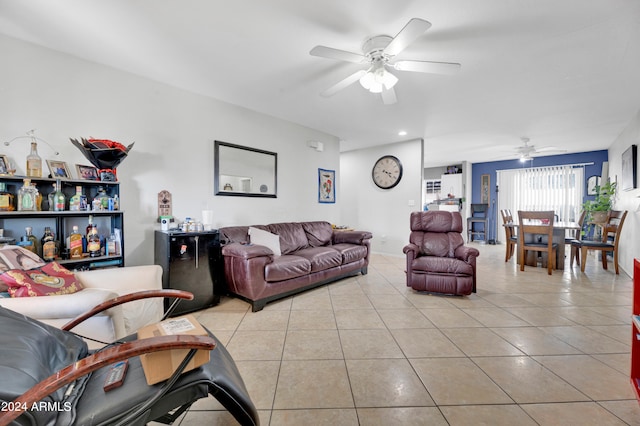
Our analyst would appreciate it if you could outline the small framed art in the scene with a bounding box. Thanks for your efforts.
[621,145,637,191]
[46,160,71,179]
[76,164,99,180]
[0,155,10,175]
[318,168,335,203]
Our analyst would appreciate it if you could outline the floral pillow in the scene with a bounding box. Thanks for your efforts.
[0,262,83,297]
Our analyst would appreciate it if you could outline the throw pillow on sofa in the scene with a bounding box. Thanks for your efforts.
[0,262,84,297]
[0,245,46,272]
[249,226,281,256]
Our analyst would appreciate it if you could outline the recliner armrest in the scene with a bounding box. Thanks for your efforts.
[454,245,480,262]
[403,243,419,259]
[222,242,274,259]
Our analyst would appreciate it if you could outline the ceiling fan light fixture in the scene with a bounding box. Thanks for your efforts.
[359,67,398,93]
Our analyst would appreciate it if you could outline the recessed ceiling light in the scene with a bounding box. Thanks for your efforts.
[398,130,407,136]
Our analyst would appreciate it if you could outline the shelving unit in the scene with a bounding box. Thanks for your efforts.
[631,258,640,402]
[0,175,124,270]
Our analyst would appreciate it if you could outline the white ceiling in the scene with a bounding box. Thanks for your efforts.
[1,0,639,166]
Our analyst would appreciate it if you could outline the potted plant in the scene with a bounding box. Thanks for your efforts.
[582,180,617,223]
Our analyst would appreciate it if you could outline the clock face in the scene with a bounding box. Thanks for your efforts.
[372,155,403,189]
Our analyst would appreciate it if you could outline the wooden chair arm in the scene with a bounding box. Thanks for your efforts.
[62,289,194,332]
[0,334,215,425]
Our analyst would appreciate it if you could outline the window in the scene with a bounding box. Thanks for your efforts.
[497,165,584,222]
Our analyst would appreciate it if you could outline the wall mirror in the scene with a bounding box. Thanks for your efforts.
[214,140,277,198]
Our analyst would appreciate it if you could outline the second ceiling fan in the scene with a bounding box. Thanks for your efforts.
[310,18,461,105]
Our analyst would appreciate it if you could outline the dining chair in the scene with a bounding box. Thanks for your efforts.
[517,210,557,275]
[500,209,517,262]
[568,210,587,267]
[576,210,627,274]
[467,203,489,242]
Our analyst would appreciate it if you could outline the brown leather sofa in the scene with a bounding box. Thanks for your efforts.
[403,211,479,296]
[220,221,372,311]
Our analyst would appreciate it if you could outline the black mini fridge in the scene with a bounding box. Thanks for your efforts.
[154,230,222,316]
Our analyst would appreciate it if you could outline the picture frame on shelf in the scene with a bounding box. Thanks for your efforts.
[76,164,99,180]
[46,160,72,179]
[318,168,335,203]
[0,155,11,175]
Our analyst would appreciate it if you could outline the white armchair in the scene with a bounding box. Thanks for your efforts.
[0,265,164,348]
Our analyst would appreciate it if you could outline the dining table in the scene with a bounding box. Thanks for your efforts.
[504,221,581,270]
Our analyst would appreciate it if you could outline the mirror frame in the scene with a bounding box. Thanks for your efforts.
[214,140,278,198]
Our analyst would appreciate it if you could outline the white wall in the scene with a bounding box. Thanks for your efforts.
[608,108,640,276]
[0,35,341,265]
[340,139,424,256]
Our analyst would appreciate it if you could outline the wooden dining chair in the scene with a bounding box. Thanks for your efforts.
[517,210,557,275]
[500,209,517,262]
[568,210,587,267]
[577,210,627,274]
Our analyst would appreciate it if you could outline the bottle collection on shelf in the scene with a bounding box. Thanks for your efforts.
[0,179,120,212]
[18,215,120,261]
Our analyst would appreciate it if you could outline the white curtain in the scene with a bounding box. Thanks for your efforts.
[497,165,584,223]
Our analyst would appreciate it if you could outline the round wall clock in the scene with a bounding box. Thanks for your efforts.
[372,155,403,189]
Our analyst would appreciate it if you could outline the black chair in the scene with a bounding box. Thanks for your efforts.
[0,290,259,426]
[467,203,489,242]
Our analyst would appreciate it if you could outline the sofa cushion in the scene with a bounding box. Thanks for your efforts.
[295,247,342,272]
[249,227,281,256]
[265,255,311,282]
[267,223,309,255]
[412,256,474,276]
[332,243,368,265]
[302,221,334,247]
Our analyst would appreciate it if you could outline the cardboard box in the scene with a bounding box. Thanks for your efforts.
[138,314,210,385]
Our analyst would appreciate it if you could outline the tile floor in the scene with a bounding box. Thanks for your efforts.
[179,244,640,425]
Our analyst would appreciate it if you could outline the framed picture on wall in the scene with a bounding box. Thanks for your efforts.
[481,174,490,204]
[587,175,601,195]
[318,168,335,203]
[621,144,637,191]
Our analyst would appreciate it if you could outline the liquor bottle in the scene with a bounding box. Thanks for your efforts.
[87,224,101,257]
[17,179,38,211]
[69,226,83,258]
[112,194,119,210]
[0,182,15,211]
[41,226,56,261]
[47,183,57,211]
[86,215,94,238]
[53,179,65,211]
[95,186,109,210]
[26,141,42,178]
[69,186,87,211]
[24,226,41,257]
[34,183,43,211]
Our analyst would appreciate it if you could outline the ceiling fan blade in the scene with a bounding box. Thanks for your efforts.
[536,146,567,153]
[310,46,365,64]
[320,70,367,97]
[393,60,461,74]
[381,86,397,105]
[384,18,432,56]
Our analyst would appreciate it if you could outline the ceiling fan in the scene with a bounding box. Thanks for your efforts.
[516,137,567,162]
[309,18,461,105]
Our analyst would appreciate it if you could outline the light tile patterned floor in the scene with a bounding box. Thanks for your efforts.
[176,244,640,425]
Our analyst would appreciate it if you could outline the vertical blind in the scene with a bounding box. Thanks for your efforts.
[497,165,584,222]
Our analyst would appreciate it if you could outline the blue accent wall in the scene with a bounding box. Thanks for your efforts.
[471,150,608,242]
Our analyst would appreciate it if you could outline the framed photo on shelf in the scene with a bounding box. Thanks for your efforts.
[318,168,335,203]
[0,155,10,175]
[76,164,99,180]
[46,160,71,179]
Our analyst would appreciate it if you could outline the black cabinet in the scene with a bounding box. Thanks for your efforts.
[154,230,222,316]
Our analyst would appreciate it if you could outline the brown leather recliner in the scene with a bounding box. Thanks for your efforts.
[403,211,479,296]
